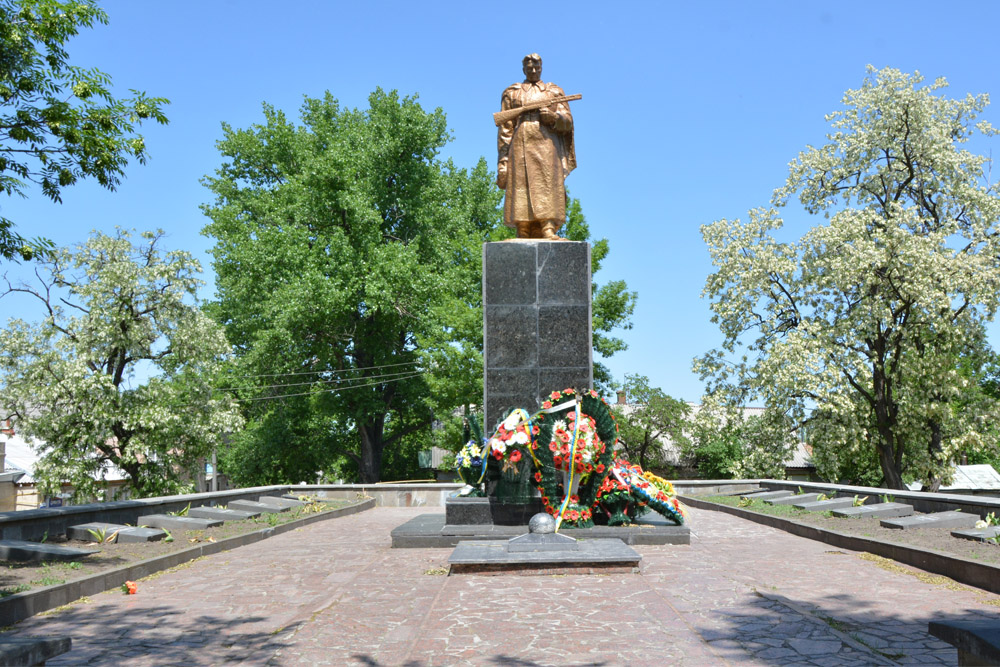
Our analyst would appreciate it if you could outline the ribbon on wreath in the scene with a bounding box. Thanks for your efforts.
[554,398,583,533]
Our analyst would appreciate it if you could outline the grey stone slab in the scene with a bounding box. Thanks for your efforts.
[483,242,537,306]
[188,506,258,520]
[793,497,857,511]
[538,305,592,367]
[766,493,823,505]
[951,526,1000,542]
[445,497,492,525]
[929,619,1000,665]
[537,242,590,305]
[537,368,592,397]
[0,539,97,562]
[448,537,639,567]
[66,522,128,543]
[484,305,539,368]
[507,532,579,553]
[137,514,223,531]
[831,502,914,519]
[228,499,287,514]
[257,496,305,509]
[742,490,793,501]
[0,637,71,665]
[880,511,980,530]
[116,526,167,543]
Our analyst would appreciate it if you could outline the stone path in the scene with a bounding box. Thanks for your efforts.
[4,505,999,665]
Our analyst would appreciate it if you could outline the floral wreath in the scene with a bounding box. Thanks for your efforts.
[612,460,685,525]
[530,388,618,528]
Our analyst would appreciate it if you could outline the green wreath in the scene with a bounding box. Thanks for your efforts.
[529,388,618,529]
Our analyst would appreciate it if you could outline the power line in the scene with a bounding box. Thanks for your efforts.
[212,368,423,393]
[221,360,420,380]
[228,371,426,402]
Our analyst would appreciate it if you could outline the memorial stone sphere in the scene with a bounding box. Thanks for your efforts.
[528,512,556,534]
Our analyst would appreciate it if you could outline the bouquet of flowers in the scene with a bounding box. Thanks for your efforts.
[611,460,686,525]
[548,411,606,477]
[454,439,487,496]
[595,459,650,526]
[488,410,534,470]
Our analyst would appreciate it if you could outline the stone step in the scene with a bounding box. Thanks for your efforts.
[67,522,166,543]
[831,502,915,519]
[741,490,792,501]
[766,493,823,506]
[0,540,98,563]
[951,526,1000,542]
[793,497,857,511]
[881,511,980,531]
[188,506,259,521]
[257,495,305,509]
[228,499,288,514]
[137,514,223,531]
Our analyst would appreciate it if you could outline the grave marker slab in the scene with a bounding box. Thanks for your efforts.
[951,526,1000,542]
[741,490,792,501]
[137,514,223,531]
[67,522,127,542]
[0,540,97,562]
[258,496,305,509]
[116,527,167,543]
[229,499,287,514]
[793,497,856,511]
[831,502,914,519]
[188,507,258,520]
[880,511,979,530]
[767,493,822,506]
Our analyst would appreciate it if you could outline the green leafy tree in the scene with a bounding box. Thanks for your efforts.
[0,0,168,260]
[611,374,690,470]
[697,67,1000,490]
[203,90,500,484]
[688,398,798,479]
[562,197,637,393]
[0,229,242,499]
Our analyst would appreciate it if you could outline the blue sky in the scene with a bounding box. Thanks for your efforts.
[2,1,999,402]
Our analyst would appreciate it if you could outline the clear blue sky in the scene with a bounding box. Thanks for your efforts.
[2,1,999,402]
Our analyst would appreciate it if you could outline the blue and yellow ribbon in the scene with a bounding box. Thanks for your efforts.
[554,399,583,533]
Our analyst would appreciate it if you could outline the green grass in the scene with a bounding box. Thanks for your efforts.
[706,494,811,519]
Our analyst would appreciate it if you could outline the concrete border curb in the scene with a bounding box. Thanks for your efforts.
[680,494,1000,595]
[0,497,375,627]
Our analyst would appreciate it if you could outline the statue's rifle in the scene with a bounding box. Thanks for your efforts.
[492,94,582,127]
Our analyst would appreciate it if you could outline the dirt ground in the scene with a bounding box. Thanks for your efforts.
[701,494,1000,566]
[0,497,356,597]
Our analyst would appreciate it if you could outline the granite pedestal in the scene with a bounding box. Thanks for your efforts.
[483,241,592,430]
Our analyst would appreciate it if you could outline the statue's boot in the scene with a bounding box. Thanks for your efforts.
[516,222,533,239]
[541,221,566,240]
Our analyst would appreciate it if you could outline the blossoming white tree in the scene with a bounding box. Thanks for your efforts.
[0,229,242,499]
[697,67,1000,490]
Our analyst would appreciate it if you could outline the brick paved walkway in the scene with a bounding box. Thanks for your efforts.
[4,505,999,665]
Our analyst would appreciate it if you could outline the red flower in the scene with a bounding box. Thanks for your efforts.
[553,455,563,467]
[596,464,605,474]
[493,449,503,461]
[570,494,580,505]
[532,425,540,435]
[549,390,561,400]
[562,388,575,395]
[124,581,137,595]
[549,442,559,453]
[542,400,552,409]
[534,472,543,483]
[509,449,522,463]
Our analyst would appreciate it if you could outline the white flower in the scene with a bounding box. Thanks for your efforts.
[514,431,529,445]
[503,413,521,431]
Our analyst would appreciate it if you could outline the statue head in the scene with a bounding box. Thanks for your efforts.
[522,53,542,83]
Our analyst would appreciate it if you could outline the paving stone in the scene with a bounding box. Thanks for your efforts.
[0,539,97,562]
[788,638,843,655]
[951,525,1000,542]
[257,496,305,509]
[767,493,823,505]
[831,502,914,519]
[188,507,259,520]
[228,499,288,514]
[880,511,980,530]
[742,490,793,501]
[794,497,857,511]
[136,514,223,531]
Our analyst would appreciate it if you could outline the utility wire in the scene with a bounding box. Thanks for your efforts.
[220,360,420,380]
[212,368,423,393]
[226,371,426,402]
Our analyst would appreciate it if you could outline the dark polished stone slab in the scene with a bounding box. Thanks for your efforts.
[951,526,1000,542]
[831,502,914,519]
[448,537,640,573]
[742,490,792,501]
[188,507,259,520]
[767,493,822,506]
[881,511,979,530]
[257,496,305,508]
[137,514,223,531]
[229,499,288,514]
[445,497,492,525]
[391,513,689,548]
[793,497,857,511]
[507,532,578,553]
[929,619,1000,666]
[0,539,97,562]
[483,241,592,429]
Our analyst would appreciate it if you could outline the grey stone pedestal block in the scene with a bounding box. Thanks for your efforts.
[445,497,492,525]
[483,241,592,430]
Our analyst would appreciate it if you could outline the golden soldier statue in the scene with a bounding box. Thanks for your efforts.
[495,54,579,240]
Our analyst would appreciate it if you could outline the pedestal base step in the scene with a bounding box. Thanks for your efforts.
[448,538,641,575]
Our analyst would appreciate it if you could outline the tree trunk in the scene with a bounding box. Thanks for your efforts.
[359,419,385,483]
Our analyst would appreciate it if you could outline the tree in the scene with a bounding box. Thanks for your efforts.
[562,197,638,394]
[697,67,1000,490]
[687,398,797,479]
[0,229,242,499]
[611,374,690,470]
[203,89,500,484]
[0,0,168,260]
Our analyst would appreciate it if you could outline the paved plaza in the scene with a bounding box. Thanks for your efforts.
[4,505,998,665]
